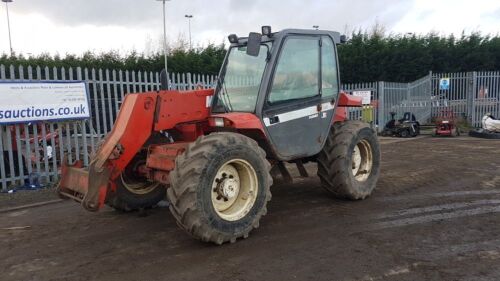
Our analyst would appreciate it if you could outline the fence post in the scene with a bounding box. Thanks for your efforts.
[471,71,477,126]
[427,71,433,123]
[378,81,385,133]
[0,128,6,191]
[187,73,192,90]
[0,65,8,191]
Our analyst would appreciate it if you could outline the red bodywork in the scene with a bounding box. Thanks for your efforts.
[58,89,214,210]
[57,90,361,211]
[334,92,363,123]
[434,109,458,136]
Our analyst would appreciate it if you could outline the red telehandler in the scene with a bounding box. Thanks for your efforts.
[57,27,381,244]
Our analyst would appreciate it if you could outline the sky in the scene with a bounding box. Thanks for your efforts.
[0,0,499,56]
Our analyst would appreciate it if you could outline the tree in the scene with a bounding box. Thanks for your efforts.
[2,31,500,83]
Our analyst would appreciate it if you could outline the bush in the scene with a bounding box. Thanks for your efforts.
[2,32,499,83]
[0,44,226,76]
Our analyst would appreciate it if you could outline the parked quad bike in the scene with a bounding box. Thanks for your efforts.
[469,114,500,139]
[381,112,420,138]
[57,27,381,244]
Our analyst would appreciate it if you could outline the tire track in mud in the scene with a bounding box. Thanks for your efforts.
[352,233,500,280]
[364,204,500,231]
[424,238,500,261]
[262,187,500,243]
[375,199,500,219]
[376,189,500,202]
[362,189,500,231]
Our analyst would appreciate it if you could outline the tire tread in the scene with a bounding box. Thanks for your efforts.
[167,132,272,244]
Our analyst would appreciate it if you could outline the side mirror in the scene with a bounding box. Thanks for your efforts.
[246,32,262,57]
[340,34,347,44]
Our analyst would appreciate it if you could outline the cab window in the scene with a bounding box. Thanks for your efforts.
[321,36,339,98]
[268,37,320,104]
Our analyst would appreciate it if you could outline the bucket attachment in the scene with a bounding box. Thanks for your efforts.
[57,155,111,212]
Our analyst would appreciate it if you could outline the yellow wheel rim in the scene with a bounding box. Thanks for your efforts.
[120,173,160,195]
[351,139,373,182]
[211,159,259,221]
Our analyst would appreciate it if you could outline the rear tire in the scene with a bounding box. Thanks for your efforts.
[167,132,272,244]
[317,121,381,200]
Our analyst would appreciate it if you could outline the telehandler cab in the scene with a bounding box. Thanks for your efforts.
[57,27,381,244]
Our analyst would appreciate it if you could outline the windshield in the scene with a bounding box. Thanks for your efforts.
[213,44,269,112]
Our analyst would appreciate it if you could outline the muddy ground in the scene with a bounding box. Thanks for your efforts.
[1,136,500,281]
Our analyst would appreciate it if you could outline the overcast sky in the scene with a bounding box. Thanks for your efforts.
[0,0,499,56]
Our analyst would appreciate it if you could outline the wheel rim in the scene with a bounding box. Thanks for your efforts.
[211,159,258,221]
[351,139,373,182]
[120,160,160,195]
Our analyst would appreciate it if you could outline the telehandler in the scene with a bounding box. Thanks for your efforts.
[57,27,381,244]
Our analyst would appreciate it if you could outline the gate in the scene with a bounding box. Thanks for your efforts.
[377,74,432,132]
[432,71,500,127]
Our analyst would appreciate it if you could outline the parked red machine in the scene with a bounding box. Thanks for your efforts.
[57,27,381,244]
[433,108,460,137]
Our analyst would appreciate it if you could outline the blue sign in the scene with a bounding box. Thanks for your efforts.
[439,78,450,90]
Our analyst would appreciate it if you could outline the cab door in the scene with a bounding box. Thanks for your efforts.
[262,36,331,160]
[317,35,341,142]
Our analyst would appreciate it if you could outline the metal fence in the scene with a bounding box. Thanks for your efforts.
[357,71,500,132]
[342,82,378,120]
[378,74,433,130]
[343,77,432,131]
[0,64,215,191]
[1,64,500,191]
[431,71,500,127]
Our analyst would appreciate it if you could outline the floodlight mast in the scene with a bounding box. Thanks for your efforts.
[2,0,13,56]
[156,0,171,74]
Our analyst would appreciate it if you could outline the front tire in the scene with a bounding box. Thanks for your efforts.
[317,121,381,200]
[400,129,410,138]
[106,154,166,212]
[167,133,272,244]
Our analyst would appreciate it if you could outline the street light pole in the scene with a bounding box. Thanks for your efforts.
[184,14,193,50]
[2,0,13,57]
[156,0,170,73]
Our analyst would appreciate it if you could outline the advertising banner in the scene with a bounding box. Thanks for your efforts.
[352,90,372,105]
[0,81,90,124]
